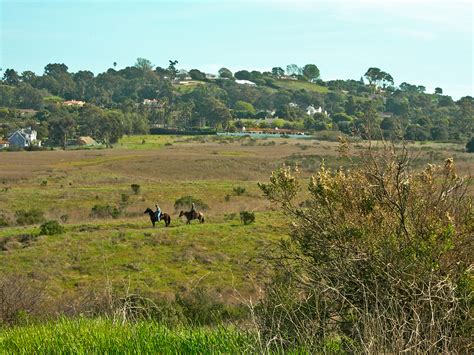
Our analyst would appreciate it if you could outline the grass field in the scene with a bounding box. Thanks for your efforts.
[0,134,472,350]
[0,136,472,296]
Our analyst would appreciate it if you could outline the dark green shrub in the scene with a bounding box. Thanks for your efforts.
[0,214,9,227]
[233,186,246,196]
[130,184,141,195]
[176,287,248,326]
[174,196,209,211]
[466,137,474,152]
[15,209,45,226]
[239,211,255,225]
[39,220,64,235]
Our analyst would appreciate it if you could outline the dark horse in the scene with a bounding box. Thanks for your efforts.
[179,210,205,224]
[144,208,171,227]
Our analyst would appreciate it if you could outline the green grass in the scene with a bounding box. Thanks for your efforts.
[117,135,178,150]
[0,318,257,354]
[274,79,329,93]
[0,212,285,297]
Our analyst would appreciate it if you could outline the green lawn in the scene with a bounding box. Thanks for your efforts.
[274,79,330,93]
[0,212,285,297]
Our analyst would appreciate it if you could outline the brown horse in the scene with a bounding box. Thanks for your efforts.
[144,208,171,227]
[179,210,205,224]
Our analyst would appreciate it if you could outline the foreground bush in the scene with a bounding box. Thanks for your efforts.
[258,145,473,353]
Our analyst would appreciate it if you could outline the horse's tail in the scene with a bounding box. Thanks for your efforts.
[167,215,171,227]
[201,215,205,224]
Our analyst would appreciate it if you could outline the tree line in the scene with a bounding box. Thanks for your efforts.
[0,58,472,146]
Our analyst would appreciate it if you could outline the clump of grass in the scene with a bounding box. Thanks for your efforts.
[240,211,255,225]
[130,184,141,195]
[15,209,45,226]
[0,213,10,227]
[90,204,121,219]
[233,186,246,196]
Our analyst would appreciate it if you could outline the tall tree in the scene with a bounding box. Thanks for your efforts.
[21,71,37,84]
[218,67,233,79]
[134,58,154,73]
[234,70,251,80]
[286,64,303,77]
[167,60,179,80]
[48,114,77,149]
[2,69,21,85]
[302,64,320,82]
[271,67,285,78]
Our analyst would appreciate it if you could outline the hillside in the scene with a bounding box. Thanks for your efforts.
[1,61,472,150]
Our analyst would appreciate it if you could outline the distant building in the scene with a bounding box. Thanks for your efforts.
[0,139,9,149]
[289,102,298,108]
[205,73,217,80]
[143,99,160,106]
[235,79,256,86]
[76,136,98,146]
[63,100,85,107]
[243,127,305,136]
[8,127,41,147]
[306,105,327,116]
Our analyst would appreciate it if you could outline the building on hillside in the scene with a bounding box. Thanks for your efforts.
[235,79,256,86]
[8,127,41,147]
[242,127,306,136]
[306,105,327,116]
[143,98,160,105]
[289,102,298,107]
[63,100,86,107]
[0,139,9,149]
[205,73,217,80]
[76,136,98,146]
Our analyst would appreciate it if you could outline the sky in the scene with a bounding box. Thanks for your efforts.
[1,0,473,99]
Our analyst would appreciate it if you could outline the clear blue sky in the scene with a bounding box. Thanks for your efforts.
[1,0,472,98]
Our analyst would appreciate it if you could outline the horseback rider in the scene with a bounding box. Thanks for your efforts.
[155,204,162,221]
[191,202,196,219]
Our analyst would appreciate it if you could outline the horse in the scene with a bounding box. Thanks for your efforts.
[179,210,205,224]
[144,208,171,227]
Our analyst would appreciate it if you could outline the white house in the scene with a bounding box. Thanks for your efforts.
[0,139,9,149]
[205,73,217,80]
[235,79,256,86]
[7,127,41,147]
[306,105,327,116]
[63,100,85,107]
[143,99,160,106]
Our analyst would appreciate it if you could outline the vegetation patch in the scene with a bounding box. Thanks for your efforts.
[39,220,64,235]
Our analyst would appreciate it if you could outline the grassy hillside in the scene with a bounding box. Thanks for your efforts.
[274,79,330,93]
